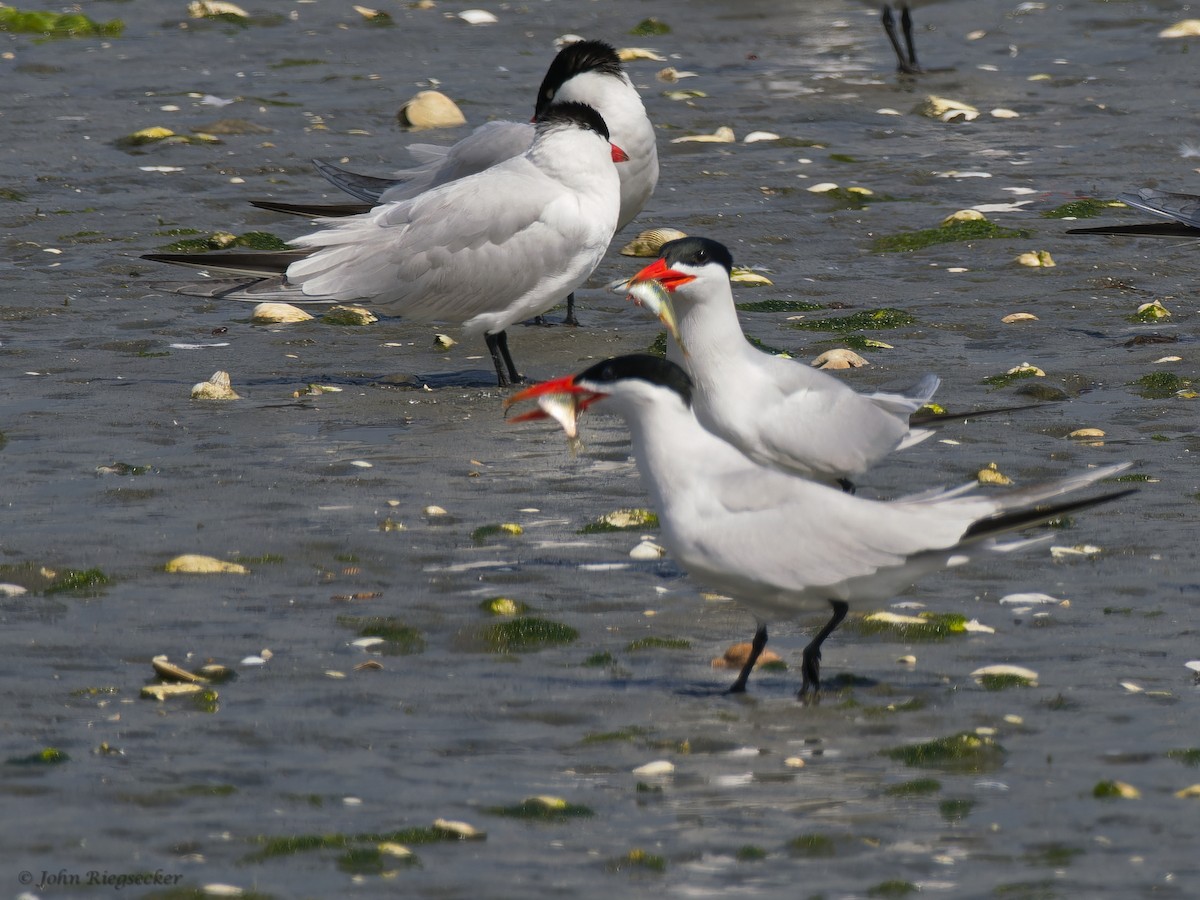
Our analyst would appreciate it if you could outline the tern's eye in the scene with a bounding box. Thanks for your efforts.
[695,249,708,263]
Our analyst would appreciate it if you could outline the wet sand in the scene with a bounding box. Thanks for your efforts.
[1,1,1197,896]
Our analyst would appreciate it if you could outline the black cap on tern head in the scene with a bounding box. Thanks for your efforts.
[535,40,624,116]
[535,101,611,141]
[659,236,735,274]
[576,354,693,406]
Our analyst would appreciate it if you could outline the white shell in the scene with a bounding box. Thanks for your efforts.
[1001,312,1039,323]
[962,619,995,634]
[619,228,688,257]
[670,126,735,144]
[633,760,675,776]
[999,592,1062,605]
[618,47,667,62]
[189,0,248,17]
[943,209,986,225]
[971,664,1038,684]
[811,349,869,370]
[433,818,485,838]
[1160,19,1200,38]
[399,91,467,130]
[1016,250,1055,267]
[164,554,249,574]
[1007,363,1045,376]
[915,95,981,122]
[252,302,313,324]
[629,540,666,561]
[191,370,240,401]
[977,463,1012,485]
[457,9,498,25]
[656,67,698,82]
[142,683,207,700]
[1050,544,1103,559]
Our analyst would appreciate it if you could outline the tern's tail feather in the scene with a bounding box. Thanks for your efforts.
[311,158,398,204]
[250,198,372,219]
[960,461,1135,539]
[910,401,1043,428]
[142,249,312,278]
[865,373,942,419]
[1067,222,1200,237]
[145,276,332,303]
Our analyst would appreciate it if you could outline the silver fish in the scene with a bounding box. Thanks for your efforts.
[625,278,683,352]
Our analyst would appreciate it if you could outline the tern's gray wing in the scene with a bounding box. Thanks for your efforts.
[286,158,604,325]
[369,121,536,205]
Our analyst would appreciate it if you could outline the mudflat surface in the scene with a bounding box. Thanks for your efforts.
[1,1,1197,897]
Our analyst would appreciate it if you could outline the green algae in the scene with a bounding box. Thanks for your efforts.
[736,299,824,313]
[872,218,1032,252]
[625,637,691,651]
[578,508,659,533]
[1040,198,1124,219]
[0,7,123,38]
[850,611,968,640]
[337,616,425,654]
[883,778,941,797]
[608,848,667,872]
[484,617,578,652]
[480,596,528,616]
[884,732,1005,772]
[485,797,594,821]
[979,673,1036,691]
[6,746,69,766]
[160,231,288,252]
[44,567,110,595]
[790,308,916,332]
[1131,372,1191,399]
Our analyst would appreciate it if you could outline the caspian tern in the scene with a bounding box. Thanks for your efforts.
[142,102,626,387]
[506,354,1134,698]
[1067,188,1200,237]
[253,39,660,326]
[622,236,943,489]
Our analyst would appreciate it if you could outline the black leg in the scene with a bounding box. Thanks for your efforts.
[530,292,580,327]
[799,600,849,698]
[836,478,857,495]
[900,4,921,73]
[882,4,922,75]
[485,330,522,387]
[727,624,767,694]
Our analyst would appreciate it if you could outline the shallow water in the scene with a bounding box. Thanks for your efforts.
[1,1,1198,897]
